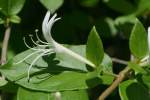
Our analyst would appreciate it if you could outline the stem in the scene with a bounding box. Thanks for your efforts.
[112,58,128,65]
[98,67,130,100]
[0,19,11,100]
[0,23,11,65]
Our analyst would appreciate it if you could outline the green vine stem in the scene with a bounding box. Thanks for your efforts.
[98,67,130,100]
[1,18,11,65]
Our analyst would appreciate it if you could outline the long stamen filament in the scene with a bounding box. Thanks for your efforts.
[23,37,38,50]
[14,50,42,64]
[35,30,50,45]
[29,35,49,47]
[23,37,48,51]
[27,49,53,81]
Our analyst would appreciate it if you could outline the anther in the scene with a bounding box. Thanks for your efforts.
[35,29,39,33]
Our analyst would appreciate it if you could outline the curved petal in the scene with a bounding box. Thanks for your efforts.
[42,11,60,44]
[148,27,150,62]
[148,27,150,51]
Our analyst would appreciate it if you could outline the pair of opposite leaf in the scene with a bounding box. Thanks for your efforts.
[15,11,95,81]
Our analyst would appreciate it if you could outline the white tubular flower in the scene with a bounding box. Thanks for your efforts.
[141,27,150,64]
[148,27,150,62]
[15,11,95,82]
[42,11,95,67]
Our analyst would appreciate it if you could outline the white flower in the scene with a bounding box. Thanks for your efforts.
[15,11,95,81]
[148,27,150,62]
[141,27,150,64]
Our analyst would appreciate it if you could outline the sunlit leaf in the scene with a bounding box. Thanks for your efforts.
[129,19,148,59]
[103,0,136,14]
[10,15,21,23]
[80,0,99,7]
[128,62,147,74]
[39,0,64,13]
[0,0,25,16]
[17,87,89,100]
[119,79,150,100]
[86,27,104,67]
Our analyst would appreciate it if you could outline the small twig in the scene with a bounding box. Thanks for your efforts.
[103,71,119,77]
[0,19,11,100]
[112,57,128,65]
[98,67,130,100]
[1,21,11,65]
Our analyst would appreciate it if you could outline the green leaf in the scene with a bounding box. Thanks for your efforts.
[39,0,64,13]
[0,45,114,92]
[0,18,4,24]
[58,90,89,100]
[17,87,51,100]
[0,81,18,93]
[55,45,88,71]
[103,0,136,14]
[86,26,104,67]
[17,87,89,100]
[128,62,147,74]
[80,0,99,7]
[129,19,148,59]
[10,15,21,23]
[135,0,150,15]
[0,0,25,16]
[0,78,7,87]
[101,54,113,73]
[119,80,150,100]
[138,74,150,90]
[115,15,137,25]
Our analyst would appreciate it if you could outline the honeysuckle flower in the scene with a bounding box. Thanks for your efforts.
[140,27,150,64]
[148,27,150,62]
[15,11,95,81]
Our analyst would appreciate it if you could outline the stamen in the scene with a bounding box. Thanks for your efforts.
[27,49,53,82]
[23,37,46,51]
[35,29,39,33]
[29,34,48,47]
[35,41,49,47]
[23,37,36,50]
[35,30,50,45]
[14,50,42,64]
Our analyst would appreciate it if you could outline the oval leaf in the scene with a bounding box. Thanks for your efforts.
[129,19,148,59]
[0,0,25,16]
[138,73,150,90]
[86,26,104,67]
[128,62,147,74]
[101,54,113,73]
[17,87,89,100]
[103,0,135,14]
[80,0,99,7]
[10,15,21,23]
[119,80,150,100]
[39,0,64,13]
